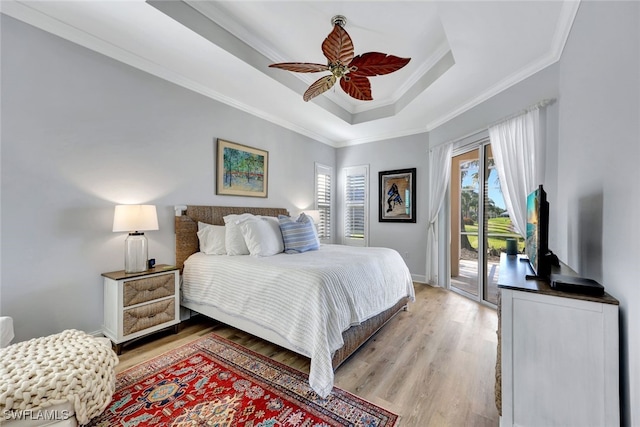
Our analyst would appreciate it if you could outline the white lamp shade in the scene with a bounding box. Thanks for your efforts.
[303,210,321,224]
[113,205,159,232]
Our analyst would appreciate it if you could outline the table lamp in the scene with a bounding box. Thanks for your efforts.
[112,205,159,273]
[302,210,321,225]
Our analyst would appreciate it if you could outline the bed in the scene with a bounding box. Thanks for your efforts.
[175,205,415,397]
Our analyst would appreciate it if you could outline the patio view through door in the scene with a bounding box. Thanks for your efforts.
[450,143,523,306]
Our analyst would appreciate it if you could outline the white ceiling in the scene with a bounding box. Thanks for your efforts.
[1,0,579,147]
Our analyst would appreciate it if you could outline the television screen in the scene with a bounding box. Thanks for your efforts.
[525,185,549,278]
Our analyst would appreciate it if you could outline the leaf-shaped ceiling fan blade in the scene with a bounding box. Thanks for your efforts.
[269,16,411,102]
[269,63,330,73]
[340,74,372,101]
[304,75,337,102]
[348,52,411,76]
[322,25,354,66]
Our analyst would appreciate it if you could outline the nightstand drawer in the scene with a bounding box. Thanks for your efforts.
[123,298,175,336]
[123,273,175,307]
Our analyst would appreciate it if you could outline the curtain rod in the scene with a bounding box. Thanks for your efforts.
[430,128,487,153]
[430,98,557,151]
[488,98,556,129]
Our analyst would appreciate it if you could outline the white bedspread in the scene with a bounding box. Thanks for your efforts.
[182,244,415,397]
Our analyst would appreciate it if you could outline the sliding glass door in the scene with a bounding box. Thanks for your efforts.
[451,149,481,298]
[450,142,519,306]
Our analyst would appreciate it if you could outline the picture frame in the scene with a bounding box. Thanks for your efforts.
[379,168,416,222]
[216,139,268,198]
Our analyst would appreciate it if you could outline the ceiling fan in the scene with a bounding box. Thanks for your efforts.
[269,15,411,102]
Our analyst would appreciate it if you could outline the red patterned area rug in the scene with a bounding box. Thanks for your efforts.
[88,333,399,426]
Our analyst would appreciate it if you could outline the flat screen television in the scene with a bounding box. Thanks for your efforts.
[525,184,550,279]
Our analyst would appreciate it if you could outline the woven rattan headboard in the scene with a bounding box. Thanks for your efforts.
[174,205,289,271]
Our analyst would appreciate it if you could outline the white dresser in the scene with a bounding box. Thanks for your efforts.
[497,254,619,427]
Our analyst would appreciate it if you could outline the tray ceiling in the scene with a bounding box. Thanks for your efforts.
[1,1,579,147]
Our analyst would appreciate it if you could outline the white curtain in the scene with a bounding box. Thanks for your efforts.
[489,106,545,236]
[426,142,453,285]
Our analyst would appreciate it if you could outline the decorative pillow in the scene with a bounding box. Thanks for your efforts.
[278,213,320,254]
[240,218,284,256]
[298,213,320,241]
[297,213,321,247]
[223,213,255,255]
[196,222,226,255]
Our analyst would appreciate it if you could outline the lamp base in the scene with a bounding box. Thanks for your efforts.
[124,232,148,273]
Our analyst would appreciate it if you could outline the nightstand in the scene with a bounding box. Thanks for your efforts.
[102,264,180,354]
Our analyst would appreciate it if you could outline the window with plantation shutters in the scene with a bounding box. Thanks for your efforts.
[343,165,369,247]
[315,163,332,242]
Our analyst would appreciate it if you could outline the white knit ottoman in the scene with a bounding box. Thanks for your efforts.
[0,330,118,426]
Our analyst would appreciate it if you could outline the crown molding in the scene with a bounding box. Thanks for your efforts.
[1,0,337,146]
[424,0,580,133]
[1,0,581,148]
[184,0,452,119]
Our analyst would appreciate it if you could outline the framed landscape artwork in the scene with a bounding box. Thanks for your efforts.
[379,168,416,222]
[216,139,268,197]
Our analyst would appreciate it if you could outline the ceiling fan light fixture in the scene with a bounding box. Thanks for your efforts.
[269,15,410,102]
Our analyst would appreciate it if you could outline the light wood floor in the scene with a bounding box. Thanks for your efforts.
[116,284,499,426]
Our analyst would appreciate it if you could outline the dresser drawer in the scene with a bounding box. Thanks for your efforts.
[123,298,175,336]
[123,273,175,307]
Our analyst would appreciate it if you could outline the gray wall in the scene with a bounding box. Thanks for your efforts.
[556,2,639,425]
[0,16,334,342]
[428,2,640,424]
[336,135,429,281]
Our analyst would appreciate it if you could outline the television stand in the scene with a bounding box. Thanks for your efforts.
[496,254,619,427]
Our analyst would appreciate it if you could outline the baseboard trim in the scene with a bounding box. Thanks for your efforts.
[411,274,427,284]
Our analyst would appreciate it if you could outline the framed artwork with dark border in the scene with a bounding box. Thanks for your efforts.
[379,168,416,222]
[216,139,268,198]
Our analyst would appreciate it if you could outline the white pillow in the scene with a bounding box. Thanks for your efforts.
[196,222,226,255]
[240,217,284,256]
[223,213,255,255]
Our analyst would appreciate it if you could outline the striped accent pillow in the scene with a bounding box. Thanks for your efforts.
[278,213,320,254]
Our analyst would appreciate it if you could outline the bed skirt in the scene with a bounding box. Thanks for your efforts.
[332,296,409,369]
[182,296,409,371]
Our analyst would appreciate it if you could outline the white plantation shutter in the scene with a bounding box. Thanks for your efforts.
[315,163,332,242]
[343,165,368,246]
